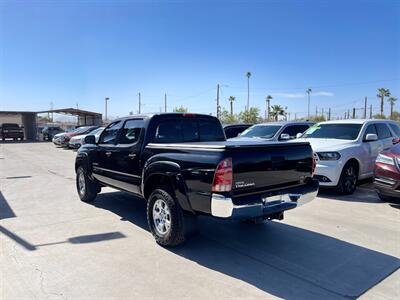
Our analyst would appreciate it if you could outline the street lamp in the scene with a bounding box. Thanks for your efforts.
[105,97,110,123]
[306,88,312,120]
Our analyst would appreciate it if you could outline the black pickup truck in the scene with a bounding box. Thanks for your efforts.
[76,113,318,246]
[0,123,24,141]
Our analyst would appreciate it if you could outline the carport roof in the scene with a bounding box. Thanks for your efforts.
[36,108,101,116]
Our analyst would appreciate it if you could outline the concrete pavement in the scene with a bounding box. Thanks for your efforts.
[1,142,399,299]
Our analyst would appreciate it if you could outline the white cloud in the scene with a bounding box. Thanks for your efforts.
[273,93,305,98]
[272,91,334,98]
[313,91,334,97]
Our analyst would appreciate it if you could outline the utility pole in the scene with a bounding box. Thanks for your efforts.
[347,109,350,119]
[105,97,110,122]
[294,113,297,120]
[164,93,167,113]
[364,96,367,119]
[50,101,54,122]
[138,93,141,114]
[216,84,220,118]
[315,106,318,116]
[370,104,373,118]
[306,88,312,120]
[322,108,324,119]
[328,108,331,120]
[352,107,356,119]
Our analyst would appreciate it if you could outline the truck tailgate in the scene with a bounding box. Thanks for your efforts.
[226,142,313,195]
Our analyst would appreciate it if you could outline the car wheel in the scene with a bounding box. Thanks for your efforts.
[336,162,357,195]
[76,166,99,203]
[147,188,190,246]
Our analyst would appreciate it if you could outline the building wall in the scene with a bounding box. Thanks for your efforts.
[0,113,22,125]
[0,112,37,141]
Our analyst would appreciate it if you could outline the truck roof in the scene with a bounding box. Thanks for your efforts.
[318,119,398,125]
[113,112,217,122]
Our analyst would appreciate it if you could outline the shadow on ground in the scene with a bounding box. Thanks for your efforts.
[93,191,400,299]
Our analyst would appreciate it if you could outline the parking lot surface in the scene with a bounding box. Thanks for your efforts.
[1,142,399,299]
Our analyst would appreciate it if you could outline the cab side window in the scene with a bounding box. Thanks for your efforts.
[99,121,122,145]
[363,124,378,140]
[281,125,310,139]
[118,119,144,144]
[376,123,392,139]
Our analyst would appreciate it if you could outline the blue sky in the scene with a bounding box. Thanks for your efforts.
[0,0,399,119]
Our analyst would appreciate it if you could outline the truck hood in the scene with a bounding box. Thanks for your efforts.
[296,138,355,152]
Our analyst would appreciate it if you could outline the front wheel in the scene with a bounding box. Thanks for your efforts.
[335,162,357,195]
[147,188,189,246]
[76,166,99,203]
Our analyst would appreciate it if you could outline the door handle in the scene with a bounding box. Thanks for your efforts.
[105,151,112,157]
[128,153,136,159]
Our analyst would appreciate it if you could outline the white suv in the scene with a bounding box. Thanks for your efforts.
[298,119,400,194]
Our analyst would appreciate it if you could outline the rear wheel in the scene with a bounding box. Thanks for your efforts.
[147,188,195,246]
[335,162,358,195]
[76,166,99,203]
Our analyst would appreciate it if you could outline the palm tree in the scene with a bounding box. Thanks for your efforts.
[388,96,397,119]
[228,96,235,116]
[377,88,391,116]
[270,104,286,121]
[265,95,272,121]
[246,71,251,111]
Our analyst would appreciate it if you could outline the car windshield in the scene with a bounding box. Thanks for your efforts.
[302,123,362,140]
[239,124,282,138]
[73,127,91,134]
[2,123,19,129]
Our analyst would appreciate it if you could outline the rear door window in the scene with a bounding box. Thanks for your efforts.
[376,123,392,139]
[154,118,225,143]
[389,123,400,136]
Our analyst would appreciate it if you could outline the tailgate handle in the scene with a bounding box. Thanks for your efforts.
[105,151,112,157]
[128,153,136,159]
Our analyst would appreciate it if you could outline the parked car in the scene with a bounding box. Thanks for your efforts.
[374,144,400,202]
[230,121,314,141]
[75,113,318,246]
[57,126,99,147]
[223,124,253,139]
[299,119,400,194]
[68,127,105,149]
[0,123,24,141]
[42,126,64,141]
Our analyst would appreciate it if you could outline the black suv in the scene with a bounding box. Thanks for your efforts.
[0,123,24,141]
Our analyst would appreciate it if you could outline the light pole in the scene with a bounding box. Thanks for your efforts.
[306,88,312,120]
[105,97,110,122]
[246,72,251,111]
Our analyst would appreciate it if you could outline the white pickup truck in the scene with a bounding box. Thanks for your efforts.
[298,119,400,194]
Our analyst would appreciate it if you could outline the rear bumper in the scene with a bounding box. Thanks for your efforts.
[374,177,400,198]
[211,179,319,219]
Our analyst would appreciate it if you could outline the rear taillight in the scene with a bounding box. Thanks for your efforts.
[212,157,233,192]
[312,153,317,176]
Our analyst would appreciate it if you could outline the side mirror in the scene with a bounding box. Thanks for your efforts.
[280,133,290,140]
[365,133,378,142]
[296,133,303,138]
[84,135,96,145]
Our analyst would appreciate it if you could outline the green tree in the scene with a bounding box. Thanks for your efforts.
[239,107,260,123]
[270,105,286,121]
[390,111,400,121]
[377,88,391,116]
[373,113,386,119]
[220,109,238,124]
[388,96,397,120]
[173,106,188,113]
[309,115,326,122]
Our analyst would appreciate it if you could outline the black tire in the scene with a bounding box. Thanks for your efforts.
[147,187,192,246]
[76,166,99,203]
[377,192,392,202]
[335,162,358,195]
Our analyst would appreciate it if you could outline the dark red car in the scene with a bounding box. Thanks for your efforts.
[374,143,400,202]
